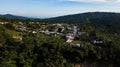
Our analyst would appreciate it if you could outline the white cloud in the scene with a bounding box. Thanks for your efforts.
[106,0,120,2]
[117,0,120,2]
[60,0,120,3]
[60,0,106,3]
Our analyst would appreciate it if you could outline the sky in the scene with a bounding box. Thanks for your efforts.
[0,0,120,18]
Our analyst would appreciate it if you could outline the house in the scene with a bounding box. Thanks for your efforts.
[32,31,37,34]
[78,32,86,36]
[67,27,72,32]
[12,36,23,41]
[17,24,27,31]
[44,30,51,35]
[70,43,84,48]
[57,27,65,33]
[0,22,8,25]
[56,23,62,27]
[66,33,74,43]
[72,44,81,47]
[91,37,103,44]
[73,26,78,37]
[92,40,103,44]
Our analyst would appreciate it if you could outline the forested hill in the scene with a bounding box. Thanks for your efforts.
[0,14,29,20]
[46,12,120,33]
[46,12,120,23]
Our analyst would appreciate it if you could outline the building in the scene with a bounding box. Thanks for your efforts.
[66,33,74,43]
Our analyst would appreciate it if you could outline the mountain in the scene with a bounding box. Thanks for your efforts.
[46,12,120,33]
[46,12,120,23]
[0,14,29,20]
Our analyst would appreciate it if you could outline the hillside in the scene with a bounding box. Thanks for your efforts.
[46,12,120,33]
[0,14,29,20]
[46,12,120,23]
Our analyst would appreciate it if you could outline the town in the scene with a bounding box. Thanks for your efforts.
[0,19,119,67]
[0,0,120,66]
[0,21,103,48]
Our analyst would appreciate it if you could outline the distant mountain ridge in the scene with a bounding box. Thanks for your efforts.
[1,12,120,22]
[0,14,29,20]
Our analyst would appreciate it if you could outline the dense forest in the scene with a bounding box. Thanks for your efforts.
[0,12,120,67]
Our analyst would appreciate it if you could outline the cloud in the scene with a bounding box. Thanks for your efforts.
[117,0,120,2]
[60,0,106,3]
[60,0,120,3]
[106,0,120,2]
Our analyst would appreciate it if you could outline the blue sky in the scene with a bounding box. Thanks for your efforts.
[0,0,120,18]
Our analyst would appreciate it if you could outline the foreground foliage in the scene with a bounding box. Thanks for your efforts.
[0,18,120,67]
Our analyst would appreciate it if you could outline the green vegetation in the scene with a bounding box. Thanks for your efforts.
[0,13,120,67]
[46,12,120,33]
